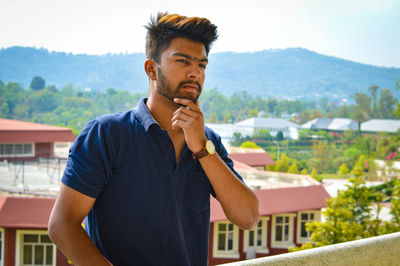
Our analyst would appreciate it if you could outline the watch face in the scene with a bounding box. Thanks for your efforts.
[206,140,216,155]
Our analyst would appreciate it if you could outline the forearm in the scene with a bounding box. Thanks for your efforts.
[48,218,112,266]
[199,153,260,229]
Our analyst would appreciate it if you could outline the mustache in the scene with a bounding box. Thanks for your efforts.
[178,80,202,90]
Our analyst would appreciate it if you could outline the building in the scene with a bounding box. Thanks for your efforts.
[234,118,299,140]
[206,123,237,147]
[208,185,330,265]
[0,195,69,266]
[227,147,275,171]
[206,118,300,148]
[301,118,358,132]
[206,157,330,265]
[0,118,75,161]
[361,119,400,134]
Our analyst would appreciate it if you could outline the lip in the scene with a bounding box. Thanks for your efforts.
[182,84,199,91]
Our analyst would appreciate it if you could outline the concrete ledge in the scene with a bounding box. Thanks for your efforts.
[220,232,400,266]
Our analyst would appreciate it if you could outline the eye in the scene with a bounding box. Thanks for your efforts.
[177,59,188,64]
[199,63,207,69]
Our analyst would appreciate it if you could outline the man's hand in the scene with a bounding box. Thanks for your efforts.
[172,98,207,153]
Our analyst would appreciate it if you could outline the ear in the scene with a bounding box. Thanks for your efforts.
[144,59,157,81]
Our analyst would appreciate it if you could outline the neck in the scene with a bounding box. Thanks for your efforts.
[146,92,181,133]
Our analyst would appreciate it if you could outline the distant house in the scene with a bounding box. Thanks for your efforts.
[301,118,358,132]
[0,195,69,266]
[234,118,299,140]
[206,118,299,147]
[0,118,75,161]
[208,185,330,265]
[227,147,275,170]
[361,119,400,134]
[206,123,237,148]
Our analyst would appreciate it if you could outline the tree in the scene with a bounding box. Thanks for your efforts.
[207,113,217,123]
[378,88,397,119]
[352,92,371,121]
[337,104,351,118]
[30,76,46,91]
[309,141,329,173]
[230,132,243,147]
[310,110,323,120]
[395,103,400,118]
[275,153,290,172]
[288,162,299,174]
[276,131,284,141]
[252,129,272,141]
[295,110,311,124]
[240,141,260,149]
[291,174,381,252]
[381,180,400,233]
[339,163,349,175]
[368,85,379,118]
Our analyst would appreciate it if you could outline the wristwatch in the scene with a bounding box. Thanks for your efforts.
[193,140,216,159]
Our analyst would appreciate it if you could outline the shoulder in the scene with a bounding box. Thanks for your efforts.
[87,109,140,134]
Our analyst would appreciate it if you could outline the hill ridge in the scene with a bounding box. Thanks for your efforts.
[1,46,399,99]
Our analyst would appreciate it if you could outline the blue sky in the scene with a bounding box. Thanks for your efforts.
[0,0,399,67]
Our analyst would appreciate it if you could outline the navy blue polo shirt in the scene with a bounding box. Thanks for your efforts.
[61,98,242,266]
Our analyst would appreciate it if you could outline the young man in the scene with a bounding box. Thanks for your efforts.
[48,13,259,265]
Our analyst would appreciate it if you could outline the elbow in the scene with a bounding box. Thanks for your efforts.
[238,197,260,230]
[241,210,260,230]
[47,212,64,245]
[47,216,58,244]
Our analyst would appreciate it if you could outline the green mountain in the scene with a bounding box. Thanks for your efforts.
[1,46,399,100]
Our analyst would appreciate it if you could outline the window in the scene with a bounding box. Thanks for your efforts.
[271,214,295,248]
[213,221,239,258]
[0,228,4,266]
[297,211,321,243]
[0,143,34,158]
[244,217,269,254]
[16,230,56,266]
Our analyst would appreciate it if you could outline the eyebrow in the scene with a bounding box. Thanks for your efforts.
[172,52,208,63]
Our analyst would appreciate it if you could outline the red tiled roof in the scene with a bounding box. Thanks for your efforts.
[210,185,330,222]
[0,118,76,142]
[0,118,72,131]
[229,152,275,167]
[0,196,55,229]
[232,159,258,171]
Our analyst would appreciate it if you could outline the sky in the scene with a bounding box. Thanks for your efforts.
[0,0,399,67]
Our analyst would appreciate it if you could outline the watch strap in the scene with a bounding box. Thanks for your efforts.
[193,148,209,159]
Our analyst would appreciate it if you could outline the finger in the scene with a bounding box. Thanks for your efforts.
[171,118,189,130]
[171,111,192,124]
[173,106,200,119]
[174,98,198,111]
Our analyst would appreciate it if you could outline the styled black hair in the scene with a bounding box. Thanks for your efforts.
[145,12,218,62]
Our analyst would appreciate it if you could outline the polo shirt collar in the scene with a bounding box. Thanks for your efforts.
[134,98,160,132]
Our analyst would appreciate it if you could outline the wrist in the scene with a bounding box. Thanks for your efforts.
[192,139,216,160]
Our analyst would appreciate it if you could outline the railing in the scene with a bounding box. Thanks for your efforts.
[0,157,67,196]
[220,232,400,266]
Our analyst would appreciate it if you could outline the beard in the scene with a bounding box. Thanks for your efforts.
[156,66,202,104]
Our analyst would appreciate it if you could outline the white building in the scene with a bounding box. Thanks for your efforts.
[361,119,400,134]
[207,118,300,147]
[234,118,299,139]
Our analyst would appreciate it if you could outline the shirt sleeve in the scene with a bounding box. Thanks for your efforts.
[61,119,114,198]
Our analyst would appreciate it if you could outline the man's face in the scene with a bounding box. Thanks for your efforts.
[155,37,208,103]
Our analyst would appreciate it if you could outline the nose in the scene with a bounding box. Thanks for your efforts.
[187,63,202,80]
